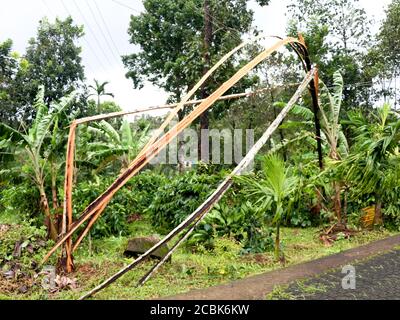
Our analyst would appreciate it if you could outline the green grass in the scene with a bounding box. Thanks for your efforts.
[266,280,328,300]
[266,284,295,300]
[1,218,397,300]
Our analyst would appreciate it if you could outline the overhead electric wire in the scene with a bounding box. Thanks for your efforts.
[60,0,108,75]
[92,0,122,56]
[41,0,54,16]
[71,0,115,68]
[110,0,142,14]
[84,0,121,64]
[41,0,97,75]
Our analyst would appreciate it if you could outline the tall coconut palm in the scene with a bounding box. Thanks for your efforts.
[236,154,299,260]
[0,86,76,240]
[88,79,114,113]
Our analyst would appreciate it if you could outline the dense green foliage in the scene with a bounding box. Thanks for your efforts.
[123,0,256,95]
[0,17,86,127]
[148,171,223,233]
[287,0,374,110]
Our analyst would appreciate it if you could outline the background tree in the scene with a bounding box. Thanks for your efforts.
[12,16,85,124]
[365,0,400,107]
[286,0,374,110]
[0,39,29,127]
[122,0,269,160]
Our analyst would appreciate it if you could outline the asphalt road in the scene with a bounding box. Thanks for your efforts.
[278,249,400,300]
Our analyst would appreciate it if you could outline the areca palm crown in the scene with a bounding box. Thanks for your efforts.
[88,80,114,113]
[236,154,299,260]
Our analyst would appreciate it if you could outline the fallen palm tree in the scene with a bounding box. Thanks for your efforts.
[43,35,322,277]
[78,68,316,300]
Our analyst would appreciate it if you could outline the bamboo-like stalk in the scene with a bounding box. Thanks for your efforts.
[70,82,301,249]
[72,202,108,252]
[61,37,293,266]
[60,35,261,267]
[78,68,316,300]
[61,121,76,272]
[43,36,306,265]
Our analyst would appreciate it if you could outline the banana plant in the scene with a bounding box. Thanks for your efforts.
[0,86,76,240]
[236,154,299,260]
[86,119,150,173]
[282,70,348,223]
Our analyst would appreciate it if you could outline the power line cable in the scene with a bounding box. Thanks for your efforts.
[84,0,121,64]
[41,0,98,75]
[41,0,54,16]
[60,0,109,74]
[71,0,115,68]
[110,0,141,14]
[92,0,122,56]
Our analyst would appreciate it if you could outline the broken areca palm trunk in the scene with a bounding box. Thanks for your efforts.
[78,68,316,300]
[45,35,322,275]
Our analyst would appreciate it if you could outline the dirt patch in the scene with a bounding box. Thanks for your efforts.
[291,229,300,236]
[288,243,313,250]
[0,224,11,237]
[241,253,272,266]
[75,263,99,282]
[74,261,125,282]
[319,223,358,246]
[127,213,142,223]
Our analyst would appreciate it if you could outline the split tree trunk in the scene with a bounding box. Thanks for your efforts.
[330,149,342,224]
[333,181,342,223]
[51,162,59,210]
[198,0,212,161]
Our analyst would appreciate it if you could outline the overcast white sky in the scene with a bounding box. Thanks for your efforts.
[0,0,392,113]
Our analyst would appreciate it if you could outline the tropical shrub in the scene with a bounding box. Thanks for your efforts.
[0,86,76,240]
[0,183,40,223]
[147,171,223,234]
[338,103,400,225]
[125,169,167,214]
[188,201,274,254]
[73,171,165,238]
